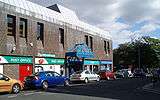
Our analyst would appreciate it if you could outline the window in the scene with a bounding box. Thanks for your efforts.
[0,74,8,80]
[85,71,90,74]
[85,35,88,46]
[37,22,44,41]
[107,41,110,54]
[89,36,93,51]
[59,28,64,47]
[0,74,3,80]
[19,18,27,38]
[104,40,107,53]
[45,73,52,77]
[53,72,60,77]
[7,15,16,36]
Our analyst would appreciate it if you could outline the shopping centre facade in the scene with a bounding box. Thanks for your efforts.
[0,0,113,81]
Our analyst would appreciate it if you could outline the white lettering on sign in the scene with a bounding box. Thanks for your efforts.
[27,66,30,71]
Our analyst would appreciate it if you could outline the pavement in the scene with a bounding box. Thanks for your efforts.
[142,81,160,94]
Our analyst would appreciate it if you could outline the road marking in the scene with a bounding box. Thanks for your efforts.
[23,92,34,96]
[143,88,160,95]
[8,94,18,98]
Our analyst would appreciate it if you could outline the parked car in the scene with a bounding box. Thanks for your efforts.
[24,71,69,90]
[70,70,100,83]
[115,69,133,78]
[0,73,23,94]
[133,69,146,78]
[98,70,116,80]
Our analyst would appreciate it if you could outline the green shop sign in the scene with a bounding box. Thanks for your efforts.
[0,56,32,64]
[35,58,64,65]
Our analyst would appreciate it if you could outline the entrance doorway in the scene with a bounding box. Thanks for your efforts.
[19,64,32,82]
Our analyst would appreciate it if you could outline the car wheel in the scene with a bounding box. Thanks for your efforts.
[64,80,69,87]
[42,81,48,90]
[84,78,89,83]
[12,84,21,94]
[97,77,100,82]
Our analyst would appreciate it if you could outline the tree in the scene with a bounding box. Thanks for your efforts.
[113,36,160,70]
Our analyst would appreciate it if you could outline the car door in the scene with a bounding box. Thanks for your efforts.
[45,72,56,86]
[0,74,11,92]
[85,71,92,80]
[53,72,64,85]
[90,71,97,80]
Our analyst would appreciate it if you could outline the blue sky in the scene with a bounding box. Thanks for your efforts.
[29,0,160,48]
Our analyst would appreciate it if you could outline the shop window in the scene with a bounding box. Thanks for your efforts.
[89,36,93,51]
[85,35,88,46]
[7,14,16,36]
[37,22,44,41]
[59,28,64,47]
[19,18,27,38]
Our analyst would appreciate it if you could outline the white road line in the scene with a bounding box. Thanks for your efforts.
[143,88,160,95]
[23,92,34,96]
[8,94,18,98]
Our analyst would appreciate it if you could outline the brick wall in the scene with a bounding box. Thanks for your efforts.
[3,64,19,80]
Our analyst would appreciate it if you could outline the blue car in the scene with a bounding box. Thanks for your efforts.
[24,71,69,90]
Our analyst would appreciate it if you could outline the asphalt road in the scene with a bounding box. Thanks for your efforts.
[0,78,160,100]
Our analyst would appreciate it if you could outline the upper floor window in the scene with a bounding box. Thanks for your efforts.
[7,14,16,36]
[19,18,27,38]
[104,40,107,53]
[85,35,88,46]
[89,36,93,51]
[37,22,44,41]
[107,41,110,54]
[59,28,64,47]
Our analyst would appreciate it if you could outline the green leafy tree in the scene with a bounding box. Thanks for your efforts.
[113,36,160,70]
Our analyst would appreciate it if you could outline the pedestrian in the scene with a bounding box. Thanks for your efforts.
[60,66,64,76]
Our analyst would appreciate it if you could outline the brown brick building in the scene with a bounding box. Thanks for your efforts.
[0,0,113,81]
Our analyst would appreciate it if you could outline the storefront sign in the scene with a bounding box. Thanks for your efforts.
[84,60,100,65]
[37,53,55,57]
[0,56,32,64]
[100,60,112,64]
[35,58,64,65]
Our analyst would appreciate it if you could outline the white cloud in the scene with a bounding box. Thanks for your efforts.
[28,0,160,48]
[140,23,160,33]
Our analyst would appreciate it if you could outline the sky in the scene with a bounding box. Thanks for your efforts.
[28,0,160,48]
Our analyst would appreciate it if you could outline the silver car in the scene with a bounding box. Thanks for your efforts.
[70,70,100,83]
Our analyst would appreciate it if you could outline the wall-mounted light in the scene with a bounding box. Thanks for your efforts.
[11,45,16,53]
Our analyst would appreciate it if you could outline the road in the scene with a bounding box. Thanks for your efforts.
[0,78,160,100]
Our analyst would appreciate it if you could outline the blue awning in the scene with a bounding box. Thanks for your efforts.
[84,60,100,65]
[100,60,112,64]
[66,52,94,58]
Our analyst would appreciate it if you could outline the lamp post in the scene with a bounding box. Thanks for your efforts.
[138,44,141,68]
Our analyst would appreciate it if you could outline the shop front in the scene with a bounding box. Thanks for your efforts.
[0,55,33,82]
[35,57,65,75]
[100,60,113,71]
[65,43,94,77]
[84,60,100,73]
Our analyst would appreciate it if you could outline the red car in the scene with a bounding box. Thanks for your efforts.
[98,70,116,80]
